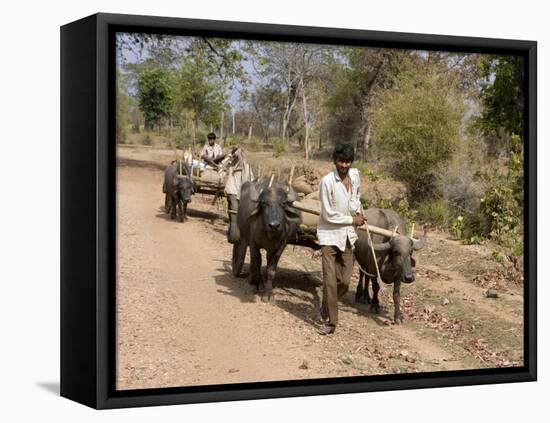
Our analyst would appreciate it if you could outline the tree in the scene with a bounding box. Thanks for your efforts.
[248,42,334,160]
[477,55,524,156]
[116,70,129,143]
[372,69,464,200]
[137,68,174,131]
[345,49,406,160]
[250,85,283,142]
[176,55,227,140]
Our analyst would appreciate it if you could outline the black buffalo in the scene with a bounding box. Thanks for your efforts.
[354,208,426,324]
[163,162,194,222]
[232,178,301,302]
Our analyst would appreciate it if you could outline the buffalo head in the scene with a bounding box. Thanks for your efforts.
[373,229,427,284]
[249,181,300,236]
[175,176,194,203]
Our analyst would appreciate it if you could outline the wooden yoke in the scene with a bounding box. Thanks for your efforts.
[291,200,418,241]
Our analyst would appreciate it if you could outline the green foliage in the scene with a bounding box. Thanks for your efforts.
[372,70,463,200]
[479,134,524,259]
[176,55,227,130]
[226,137,240,148]
[378,199,392,209]
[373,197,416,228]
[137,68,174,131]
[465,235,483,245]
[478,55,524,140]
[451,215,465,239]
[416,199,450,227]
[355,161,380,182]
[115,70,130,143]
[491,249,504,263]
[272,138,286,157]
[250,137,261,151]
[396,198,417,226]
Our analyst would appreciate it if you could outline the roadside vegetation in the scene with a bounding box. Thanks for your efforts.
[116,34,525,274]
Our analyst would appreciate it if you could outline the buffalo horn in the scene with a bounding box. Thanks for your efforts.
[412,229,428,250]
[373,242,392,252]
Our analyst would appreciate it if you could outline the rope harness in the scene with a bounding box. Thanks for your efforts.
[363,223,383,284]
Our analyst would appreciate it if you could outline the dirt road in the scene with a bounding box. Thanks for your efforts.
[116,146,524,390]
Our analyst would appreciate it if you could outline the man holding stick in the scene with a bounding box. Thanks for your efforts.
[317,143,365,335]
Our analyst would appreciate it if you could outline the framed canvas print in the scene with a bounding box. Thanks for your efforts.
[60,13,537,409]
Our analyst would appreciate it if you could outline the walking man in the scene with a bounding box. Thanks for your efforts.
[317,143,365,335]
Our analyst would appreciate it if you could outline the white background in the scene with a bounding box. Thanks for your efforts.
[0,0,546,421]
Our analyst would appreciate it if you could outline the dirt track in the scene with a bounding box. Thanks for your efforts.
[116,146,524,390]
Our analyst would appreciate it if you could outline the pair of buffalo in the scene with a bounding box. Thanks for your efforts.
[163,162,194,222]
[231,178,426,324]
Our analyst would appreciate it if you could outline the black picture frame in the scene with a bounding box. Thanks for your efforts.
[60,12,537,409]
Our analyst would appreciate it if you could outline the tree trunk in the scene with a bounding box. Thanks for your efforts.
[192,117,198,151]
[302,82,310,162]
[248,125,253,140]
[362,119,372,158]
[220,110,224,140]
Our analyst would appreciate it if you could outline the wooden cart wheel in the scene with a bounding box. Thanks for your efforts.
[232,240,247,277]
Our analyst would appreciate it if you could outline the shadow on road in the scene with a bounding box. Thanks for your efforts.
[211,258,328,329]
[117,157,166,172]
[154,206,220,224]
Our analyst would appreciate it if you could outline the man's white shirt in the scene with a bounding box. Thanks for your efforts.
[316,168,362,252]
[200,142,223,160]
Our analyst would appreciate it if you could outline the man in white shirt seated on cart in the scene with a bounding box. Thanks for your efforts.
[199,132,226,169]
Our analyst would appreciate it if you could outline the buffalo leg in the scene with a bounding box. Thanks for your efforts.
[182,202,188,221]
[249,244,262,290]
[393,281,403,324]
[165,193,171,214]
[355,272,364,303]
[370,278,380,314]
[355,269,372,304]
[227,195,239,243]
[262,246,285,303]
[232,240,247,277]
[170,196,177,220]
[177,199,184,222]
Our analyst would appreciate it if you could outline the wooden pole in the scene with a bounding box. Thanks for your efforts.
[291,201,415,240]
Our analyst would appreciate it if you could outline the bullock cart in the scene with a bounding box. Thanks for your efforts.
[171,158,227,203]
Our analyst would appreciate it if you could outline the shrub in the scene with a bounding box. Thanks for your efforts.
[451,215,465,239]
[396,198,417,226]
[355,161,380,182]
[372,70,463,201]
[142,134,152,146]
[416,199,450,227]
[272,139,286,157]
[479,134,524,262]
[437,152,486,219]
